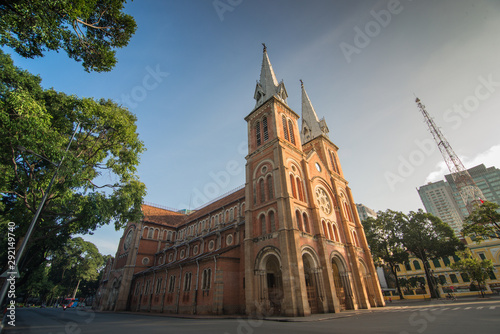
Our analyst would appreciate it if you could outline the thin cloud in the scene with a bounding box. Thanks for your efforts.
[425,144,500,183]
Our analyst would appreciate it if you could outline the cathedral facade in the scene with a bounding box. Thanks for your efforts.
[96,47,385,316]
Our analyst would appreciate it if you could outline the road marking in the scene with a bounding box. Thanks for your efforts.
[476,307,484,310]
[452,307,461,310]
[465,307,472,310]
[490,306,496,310]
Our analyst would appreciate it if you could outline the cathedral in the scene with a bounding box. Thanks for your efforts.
[96,46,385,316]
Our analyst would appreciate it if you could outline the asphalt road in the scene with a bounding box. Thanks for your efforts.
[3,298,500,334]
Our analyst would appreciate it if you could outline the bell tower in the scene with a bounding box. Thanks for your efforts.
[244,45,312,316]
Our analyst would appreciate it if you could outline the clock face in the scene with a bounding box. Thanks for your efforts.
[124,230,133,251]
[315,187,332,215]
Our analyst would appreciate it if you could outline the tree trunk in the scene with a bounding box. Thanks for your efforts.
[390,265,404,299]
[71,279,81,299]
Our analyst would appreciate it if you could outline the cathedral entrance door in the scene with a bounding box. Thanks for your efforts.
[265,256,283,315]
[332,260,347,310]
[303,254,320,313]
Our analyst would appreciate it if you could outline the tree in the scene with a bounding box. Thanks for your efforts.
[0,50,146,283]
[399,210,464,298]
[0,0,136,72]
[462,201,500,242]
[451,249,494,298]
[48,237,104,298]
[362,210,408,299]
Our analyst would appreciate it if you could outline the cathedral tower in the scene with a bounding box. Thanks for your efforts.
[244,46,384,316]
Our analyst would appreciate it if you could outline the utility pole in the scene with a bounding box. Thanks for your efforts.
[415,98,484,213]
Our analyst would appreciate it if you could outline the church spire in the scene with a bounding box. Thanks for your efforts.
[300,80,329,143]
[254,44,288,108]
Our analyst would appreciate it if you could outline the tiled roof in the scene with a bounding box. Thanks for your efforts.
[141,204,186,226]
[141,187,246,228]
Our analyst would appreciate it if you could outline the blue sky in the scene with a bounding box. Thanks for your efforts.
[6,0,500,255]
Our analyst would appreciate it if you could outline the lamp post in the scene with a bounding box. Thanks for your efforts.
[0,123,80,308]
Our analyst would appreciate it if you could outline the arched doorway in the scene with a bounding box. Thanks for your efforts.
[302,253,321,313]
[359,259,376,307]
[264,255,283,315]
[331,256,354,310]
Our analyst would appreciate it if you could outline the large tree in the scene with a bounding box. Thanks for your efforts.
[362,210,408,299]
[0,0,136,72]
[451,249,494,298]
[399,210,464,298]
[462,201,500,242]
[0,50,146,282]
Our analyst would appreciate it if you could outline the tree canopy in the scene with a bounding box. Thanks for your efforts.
[0,50,145,281]
[399,210,464,298]
[0,0,136,72]
[362,210,408,299]
[20,237,106,304]
[462,201,500,242]
[450,249,494,297]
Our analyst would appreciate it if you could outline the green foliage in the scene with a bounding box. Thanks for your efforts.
[462,201,500,242]
[399,209,465,298]
[0,0,137,72]
[362,210,408,298]
[0,50,145,279]
[19,237,105,302]
[450,249,494,297]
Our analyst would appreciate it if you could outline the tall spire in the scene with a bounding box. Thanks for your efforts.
[254,44,288,108]
[301,80,329,143]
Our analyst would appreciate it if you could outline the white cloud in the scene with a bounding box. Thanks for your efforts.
[425,144,500,183]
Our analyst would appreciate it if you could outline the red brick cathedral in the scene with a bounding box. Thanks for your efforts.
[96,47,385,316]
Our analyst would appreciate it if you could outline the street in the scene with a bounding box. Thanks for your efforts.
[3,298,500,334]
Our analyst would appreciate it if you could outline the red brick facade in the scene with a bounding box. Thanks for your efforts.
[96,49,385,316]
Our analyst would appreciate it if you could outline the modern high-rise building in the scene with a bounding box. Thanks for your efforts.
[418,164,500,235]
[355,204,377,222]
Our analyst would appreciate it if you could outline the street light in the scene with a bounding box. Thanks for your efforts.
[0,123,80,308]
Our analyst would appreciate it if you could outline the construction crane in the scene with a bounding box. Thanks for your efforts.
[415,97,484,214]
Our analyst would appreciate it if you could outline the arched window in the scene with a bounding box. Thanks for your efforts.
[322,220,329,239]
[260,214,266,235]
[183,272,192,291]
[256,121,261,146]
[143,227,149,239]
[202,268,212,290]
[333,224,341,242]
[303,213,310,233]
[167,231,173,242]
[296,177,304,201]
[296,210,303,231]
[259,178,265,203]
[263,116,269,141]
[147,228,154,239]
[290,174,297,198]
[413,260,421,270]
[352,230,359,247]
[269,211,276,232]
[288,119,296,144]
[267,175,274,200]
[230,208,234,221]
[282,115,289,141]
[344,202,353,221]
[450,274,459,283]
[328,223,335,242]
[330,151,339,173]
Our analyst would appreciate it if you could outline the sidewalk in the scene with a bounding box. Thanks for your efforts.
[105,294,500,323]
